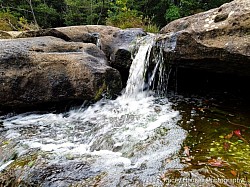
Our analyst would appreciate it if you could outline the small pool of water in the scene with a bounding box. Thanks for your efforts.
[164,92,250,187]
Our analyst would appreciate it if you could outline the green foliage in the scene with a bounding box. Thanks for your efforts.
[0,10,34,31]
[35,3,59,28]
[143,16,160,33]
[106,0,143,28]
[107,9,144,29]
[0,0,233,30]
[106,0,159,32]
[0,11,18,31]
[165,4,181,22]
[180,0,200,16]
[165,0,201,22]
[64,0,110,26]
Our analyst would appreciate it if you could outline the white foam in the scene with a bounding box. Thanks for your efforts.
[0,160,14,172]
[1,35,187,183]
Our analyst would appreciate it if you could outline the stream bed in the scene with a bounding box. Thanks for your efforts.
[0,34,249,187]
[0,92,249,187]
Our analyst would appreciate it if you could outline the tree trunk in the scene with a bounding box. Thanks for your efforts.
[26,0,39,29]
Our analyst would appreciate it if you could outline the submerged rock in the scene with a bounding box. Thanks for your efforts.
[159,0,250,76]
[0,36,122,111]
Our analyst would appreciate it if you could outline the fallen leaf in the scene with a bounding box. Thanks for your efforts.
[231,170,237,176]
[165,159,171,163]
[159,173,166,182]
[198,108,205,112]
[224,131,233,139]
[234,129,249,144]
[208,158,227,167]
[185,157,192,162]
[184,146,190,157]
[197,161,206,166]
[234,129,242,138]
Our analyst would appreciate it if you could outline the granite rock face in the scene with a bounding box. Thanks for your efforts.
[0,36,122,110]
[3,25,146,86]
[159,0,250,76]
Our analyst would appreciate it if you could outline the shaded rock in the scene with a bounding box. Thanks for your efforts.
[53,26,146,87]
[109,28,146,68]
[17,28,71,41]
[159,0,250,76]
[108,28,147,86]
[25,161,98,187]
[0,36,122,111]
[0,148,101,187]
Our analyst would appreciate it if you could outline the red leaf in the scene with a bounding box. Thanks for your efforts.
[208,158,227,167]
[233,129,249,144]
[233,129,241,138]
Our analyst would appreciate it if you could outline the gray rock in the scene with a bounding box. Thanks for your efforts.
[159,0,250,76]
[11,26,147,77]
[0,36,122,110]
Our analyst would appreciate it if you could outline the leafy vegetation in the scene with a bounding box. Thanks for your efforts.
[0,0,232,31]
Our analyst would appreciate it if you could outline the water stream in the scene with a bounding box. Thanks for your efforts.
[2,34,249,186]
[0,35,187,186]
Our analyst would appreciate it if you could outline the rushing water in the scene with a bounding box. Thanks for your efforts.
[0,35,187,186]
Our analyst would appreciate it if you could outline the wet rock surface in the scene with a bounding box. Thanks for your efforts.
[0,36,122,111]
[0,1,250,186]
[159,0,250,76]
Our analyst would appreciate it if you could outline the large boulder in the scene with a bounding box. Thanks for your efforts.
[109,28,146,69]
[10,25,146,86]
[159,0,250,76]
[0,36,122,111]
[108,28,147,86]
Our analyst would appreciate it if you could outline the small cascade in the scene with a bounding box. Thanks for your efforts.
[125,33,176,97]
[91,32,101,49]
[0,34,186,186]
[124,35,155,97]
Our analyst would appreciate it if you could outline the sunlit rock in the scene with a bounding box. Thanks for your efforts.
[159,0,250,76]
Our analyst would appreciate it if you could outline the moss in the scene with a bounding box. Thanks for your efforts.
[94,82,107,101]
[9,152,38,169]
[70,172,107,187]
[0,152,40,186]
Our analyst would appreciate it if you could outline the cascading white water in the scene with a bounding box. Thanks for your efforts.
[0,34,186,186]
[124,35,155,97]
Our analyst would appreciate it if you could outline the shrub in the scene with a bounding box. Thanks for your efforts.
[0,11,19,31]
[165,4,181,22]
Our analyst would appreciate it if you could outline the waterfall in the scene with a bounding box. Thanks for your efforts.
[0,34,186,186]
[124,35,155,97]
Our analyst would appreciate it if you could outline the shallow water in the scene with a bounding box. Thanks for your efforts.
[1,34,249,186]
[1,95,187,186]
[165,93,250,187]
[0,35,187,186]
